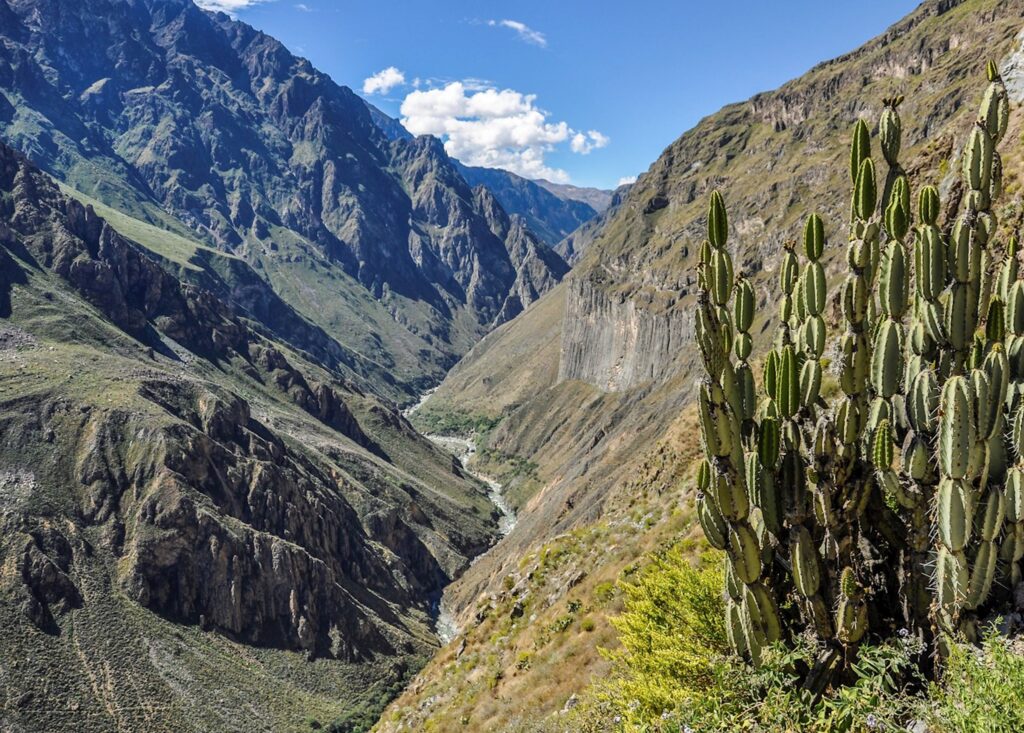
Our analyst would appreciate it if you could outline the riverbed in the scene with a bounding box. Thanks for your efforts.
[404,394,516,642]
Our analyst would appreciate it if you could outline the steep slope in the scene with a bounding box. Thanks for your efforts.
[455,162,599,247]
[0,142,502,732]
[385,1,1024,728]
[0,0,566,401]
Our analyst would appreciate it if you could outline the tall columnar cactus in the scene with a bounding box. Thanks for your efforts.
[693,65,1017,680]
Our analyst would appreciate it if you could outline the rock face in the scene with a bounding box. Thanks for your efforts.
[0,141,501,730]
[0,0,567,400]
[559,270,693,391]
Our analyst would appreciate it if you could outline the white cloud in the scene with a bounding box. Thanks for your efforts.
[570,130,610,155]
[400,81,606,183]
[617,175,638,186]
[195,0,268,13]
[486,19,547,47]
[295,2,312,10]
[362,67,406,96]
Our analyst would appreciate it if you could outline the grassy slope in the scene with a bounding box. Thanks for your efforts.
[58,184,450,402]
[374,411,705,732]
[412,283,566,422]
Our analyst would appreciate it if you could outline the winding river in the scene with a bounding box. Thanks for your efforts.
[404,393,517,642]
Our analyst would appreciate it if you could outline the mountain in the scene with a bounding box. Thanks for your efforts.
[0,0,567,402]
[365,101,414,142]
[454,162,600,247]
[379,0,1024,728]
[0,0,573,729]
[534,178,616,213]
[0,140,504,732]
[364,105,605,250]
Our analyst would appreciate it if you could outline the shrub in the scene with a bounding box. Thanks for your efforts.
[589,546,727,726]
[924,628,1024,732]
[593,581,616,605]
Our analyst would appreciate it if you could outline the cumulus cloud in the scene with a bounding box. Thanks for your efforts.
[363,67,406,95]
[617,175,638,186]
[570,130,610,155]
[195,0,268,13]
[400,81,606,183]
[486,19,547,47]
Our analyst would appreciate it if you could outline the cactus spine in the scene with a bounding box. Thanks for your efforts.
[692,66,1018,676]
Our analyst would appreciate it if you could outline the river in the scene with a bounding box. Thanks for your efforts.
[404,393,517,642]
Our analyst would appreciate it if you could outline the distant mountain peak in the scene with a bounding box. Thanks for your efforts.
[533,178,614,214]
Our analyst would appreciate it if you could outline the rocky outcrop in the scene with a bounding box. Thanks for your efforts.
[16,525,83,632]
[469,186,570,323]
[103,386,397,659]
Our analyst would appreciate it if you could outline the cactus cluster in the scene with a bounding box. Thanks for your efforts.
[694,64,1016,675]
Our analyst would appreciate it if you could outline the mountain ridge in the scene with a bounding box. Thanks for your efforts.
[0,0,568,402]
[0,136,509,730]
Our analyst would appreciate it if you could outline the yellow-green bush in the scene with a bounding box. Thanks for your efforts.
[568,547,728,729]
[562,542,1024,733]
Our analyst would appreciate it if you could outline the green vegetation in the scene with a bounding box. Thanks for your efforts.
[409,405,502,437]
[926,630,1024,732]
[693,65,1018,689]
[592,548,728,724]
[567,544,1024,732]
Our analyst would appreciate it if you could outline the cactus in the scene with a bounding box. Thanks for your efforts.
[692,66,1019,680]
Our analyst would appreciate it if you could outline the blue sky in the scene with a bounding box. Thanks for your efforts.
[201,0,920,190]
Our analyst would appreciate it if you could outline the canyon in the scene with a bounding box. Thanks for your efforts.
[1,0,1024,731]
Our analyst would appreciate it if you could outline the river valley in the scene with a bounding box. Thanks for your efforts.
[405,393,517,642]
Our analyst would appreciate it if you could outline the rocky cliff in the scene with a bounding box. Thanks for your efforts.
[558,272,693,390]
[0,0,567,401]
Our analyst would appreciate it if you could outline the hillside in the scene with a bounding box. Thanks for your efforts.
[0,140,511,731]
[0,0,568,402]
[384,1,1024,729]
